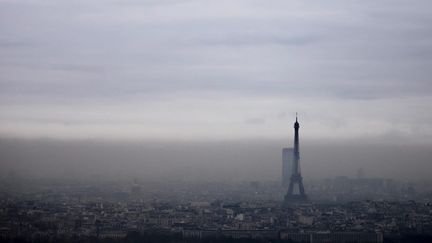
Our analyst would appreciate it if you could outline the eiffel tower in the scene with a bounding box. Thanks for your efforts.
[284,113,308,204]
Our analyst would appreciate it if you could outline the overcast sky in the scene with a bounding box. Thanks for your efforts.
[1,0,432,142]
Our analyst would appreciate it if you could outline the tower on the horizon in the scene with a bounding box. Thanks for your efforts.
[284,113,308,204]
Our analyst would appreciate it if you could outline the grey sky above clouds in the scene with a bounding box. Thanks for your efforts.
[1,0,432,141]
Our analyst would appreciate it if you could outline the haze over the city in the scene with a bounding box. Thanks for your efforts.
[1,0,432,181]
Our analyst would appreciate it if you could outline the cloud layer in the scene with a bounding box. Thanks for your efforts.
[1,0,432,140]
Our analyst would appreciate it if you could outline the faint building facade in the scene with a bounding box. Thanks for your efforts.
[282,148,294,187]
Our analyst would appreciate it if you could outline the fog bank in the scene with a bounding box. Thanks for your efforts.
[1,137,431,182]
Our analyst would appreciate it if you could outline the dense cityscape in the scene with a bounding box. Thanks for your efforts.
[1,176,432,243]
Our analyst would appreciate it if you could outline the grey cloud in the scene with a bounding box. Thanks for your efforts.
[277,112,288,120]
[244,117,266,125]
[0,39,35,48]
[50,64,106,73]
[112,0,193,7]
[1,0,432,139]
[197,34,321,47]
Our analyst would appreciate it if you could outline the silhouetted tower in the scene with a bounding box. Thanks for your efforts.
[284,113,307,203]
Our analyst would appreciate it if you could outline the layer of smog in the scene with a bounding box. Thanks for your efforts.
[1,0,432,242]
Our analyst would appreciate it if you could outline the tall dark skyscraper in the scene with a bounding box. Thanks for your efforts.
[282,148,293,187]
[284,114,308,204]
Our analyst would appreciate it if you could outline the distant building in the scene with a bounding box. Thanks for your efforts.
[282,148,294,187]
